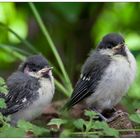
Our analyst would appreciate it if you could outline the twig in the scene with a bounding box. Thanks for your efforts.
[28,2,73,96]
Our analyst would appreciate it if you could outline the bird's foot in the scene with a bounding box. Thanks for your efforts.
[90,108,128,123]
[104,110,128,123]
[112,107,117,112]
[114,109,128,117]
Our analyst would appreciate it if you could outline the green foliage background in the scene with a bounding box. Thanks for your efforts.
[0,2,140,137]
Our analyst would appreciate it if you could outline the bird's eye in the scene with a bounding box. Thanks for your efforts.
[107,44,112,49]
[32,68,37,72]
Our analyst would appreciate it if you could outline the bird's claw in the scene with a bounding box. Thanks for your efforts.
[104,110,128,122]
[90,108,128,123]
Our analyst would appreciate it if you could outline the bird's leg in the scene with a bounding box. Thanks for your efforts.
[90,107,128,123]
[112,107,117,112]
[89,107,109,122]
[103,109,128,122]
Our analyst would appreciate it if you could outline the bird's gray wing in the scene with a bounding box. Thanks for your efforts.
[0,72,39,116]
[65,51,111,109]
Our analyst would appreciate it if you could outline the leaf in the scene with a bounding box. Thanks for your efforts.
[0,87,8,94]
[74,110,104,134]
[17,120,33,130]
[73,119,85,131]
[3,115,11,123]
[103,128,119,137]
[47,118,67,129]
[84,110,98,119]
[60,129,71,137]
[0,98,6,108]
[17,120,48,136]
[129,113,140,124]
[0,77,5,85]
[0,126,26,138]
[74,112,97,133]
[93,121,109,130]
[132,100,140,109]
[0,77,8,94]
[85,121,94,132]
[93,121,119,137]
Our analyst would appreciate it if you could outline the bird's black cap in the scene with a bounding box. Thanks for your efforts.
[25,55,49,67]
[18,54,49,72]
[97,33,125,49]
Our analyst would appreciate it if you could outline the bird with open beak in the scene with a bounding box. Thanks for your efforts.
[0,55,55,125]
[64,33,137,122]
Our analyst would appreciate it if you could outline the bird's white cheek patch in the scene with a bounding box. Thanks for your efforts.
[24,66,30,75]
[48,70,52,76]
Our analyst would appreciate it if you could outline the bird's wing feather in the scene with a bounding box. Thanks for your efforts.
[1,72,39,116]
[65,51,111,109]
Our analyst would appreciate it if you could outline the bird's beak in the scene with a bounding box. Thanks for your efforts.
[113,44,126,56]
[113,44,125,50]
[38,67,53,76]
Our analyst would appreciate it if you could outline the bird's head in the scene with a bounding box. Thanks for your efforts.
[18,55,53,79]
[97,33,127,56]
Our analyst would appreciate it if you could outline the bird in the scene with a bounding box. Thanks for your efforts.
[64,33,137,121]
[0,54,55,125]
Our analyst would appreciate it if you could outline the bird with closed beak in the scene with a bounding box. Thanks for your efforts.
[0,55,55,125]
[64,33,137,121]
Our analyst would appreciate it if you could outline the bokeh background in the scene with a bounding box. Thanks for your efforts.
[0,2,140,112]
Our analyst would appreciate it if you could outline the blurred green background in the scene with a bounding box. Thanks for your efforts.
[0,2,139,112]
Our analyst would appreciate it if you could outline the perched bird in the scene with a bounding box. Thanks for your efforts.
[0,55,55,125]
[65,33,136,121]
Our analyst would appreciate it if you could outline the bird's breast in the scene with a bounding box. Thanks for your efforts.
[37,77,55,105]
[13,77,55,122]
[86,50,136,110]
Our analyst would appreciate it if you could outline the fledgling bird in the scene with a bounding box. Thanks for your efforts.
[65,33,136,121]
[0,55,55,125]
